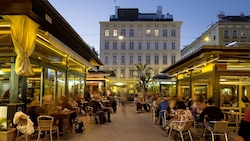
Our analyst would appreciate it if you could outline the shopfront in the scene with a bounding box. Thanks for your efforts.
[161,45,250,112]
[0,0,102,127]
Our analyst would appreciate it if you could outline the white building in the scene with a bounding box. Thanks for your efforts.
[99,6,182,94]
[181,12,250,58]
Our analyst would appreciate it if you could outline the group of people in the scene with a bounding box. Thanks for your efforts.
[149,94,250,141]
[25,94,80,134]
[149,95,221,138]
[82,91,119,124]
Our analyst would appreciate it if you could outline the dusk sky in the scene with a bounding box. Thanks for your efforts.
[48,0,250,53]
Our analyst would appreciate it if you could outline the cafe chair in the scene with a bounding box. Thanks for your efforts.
[167,120,194,141]
[37,115,59,141]
[85,106,100,124]
[14,111,35,141]
[205,121,229,141]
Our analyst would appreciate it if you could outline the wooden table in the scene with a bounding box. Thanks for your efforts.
[49,111,75,135]
[50,111,74,119]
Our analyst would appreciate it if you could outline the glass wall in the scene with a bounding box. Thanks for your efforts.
[0,57,11,104]
[220,75,250,110]
[56,71,65,99]
[68,73,85,98]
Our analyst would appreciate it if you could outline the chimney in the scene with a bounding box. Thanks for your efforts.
[157,6,162,18]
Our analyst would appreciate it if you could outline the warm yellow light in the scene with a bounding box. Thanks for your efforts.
[204,36,210,42]
[118,35,124,40]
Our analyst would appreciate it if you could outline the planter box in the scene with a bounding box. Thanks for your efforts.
[0,128,16,141]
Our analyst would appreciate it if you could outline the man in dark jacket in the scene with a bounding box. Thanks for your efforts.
[196,98,224,122]
[89,94,111,124]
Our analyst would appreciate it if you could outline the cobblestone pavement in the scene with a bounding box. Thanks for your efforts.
[19,103,238,141]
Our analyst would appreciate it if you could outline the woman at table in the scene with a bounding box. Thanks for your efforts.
[25,99,45,126]
[57,96,77,127]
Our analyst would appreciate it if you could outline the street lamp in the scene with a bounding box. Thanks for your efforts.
[118,35,124,40]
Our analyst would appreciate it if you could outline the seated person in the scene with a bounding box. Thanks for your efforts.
[195,98,224,122]
[25,99,45,126]
[57,96,77,127]
[89,94,111,123]
[158,97,169,125]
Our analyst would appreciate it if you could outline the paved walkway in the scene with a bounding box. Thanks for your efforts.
[20,103,238,141]
[59,103,238,141]
[60,103,168,141]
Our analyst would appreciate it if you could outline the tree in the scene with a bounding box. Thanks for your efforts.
[134,63,153,92]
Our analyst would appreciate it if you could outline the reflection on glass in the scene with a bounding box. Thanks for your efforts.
[56,71,65,99]
[44,68,55,95]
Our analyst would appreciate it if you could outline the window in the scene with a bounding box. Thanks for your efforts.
[146,55,150,64]
[154,69,159,76]
[240,30,246,37]
[113,56,117,64]
[105,56,108,64]
[146,42,150,50]
[232,30,238,38]
[137,29,143,37]
[171,55,176,64]
[138,43,142,50]
[224,30,229,38]
[171,29,176,37]
[104,29,109,37]
[121,42,126,50]
[129,29,134,37]
[163,55,167,64]
[121,56,125,64]
[120,69,125,78]
[129,42,134,50]
[154,55,159,64]
[163,29,167,37]
[104,42,109,50]
[155,43,158,50]
[113,29,118,37]
[129,69,134,78]
[121,29,126,36]
[171,42,176,50]
[154,30,159,37]
[138,56,142,64]
[113,42,117,50]
[146,29,151,37]
[129,56,133,64]
[163,43,167,50]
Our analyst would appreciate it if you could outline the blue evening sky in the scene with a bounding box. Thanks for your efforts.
[48,0,250,53]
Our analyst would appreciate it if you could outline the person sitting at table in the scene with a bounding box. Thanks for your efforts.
[89,94,111,124]
[25,99,45,126]
[195,97,224,122]
[43,94,57,114]
[57,96,78,127]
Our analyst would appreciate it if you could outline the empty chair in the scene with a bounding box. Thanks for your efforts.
[85,106,100,124]
[167,120,194,141]
[205,121,229,141]
[37,115,59,141]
